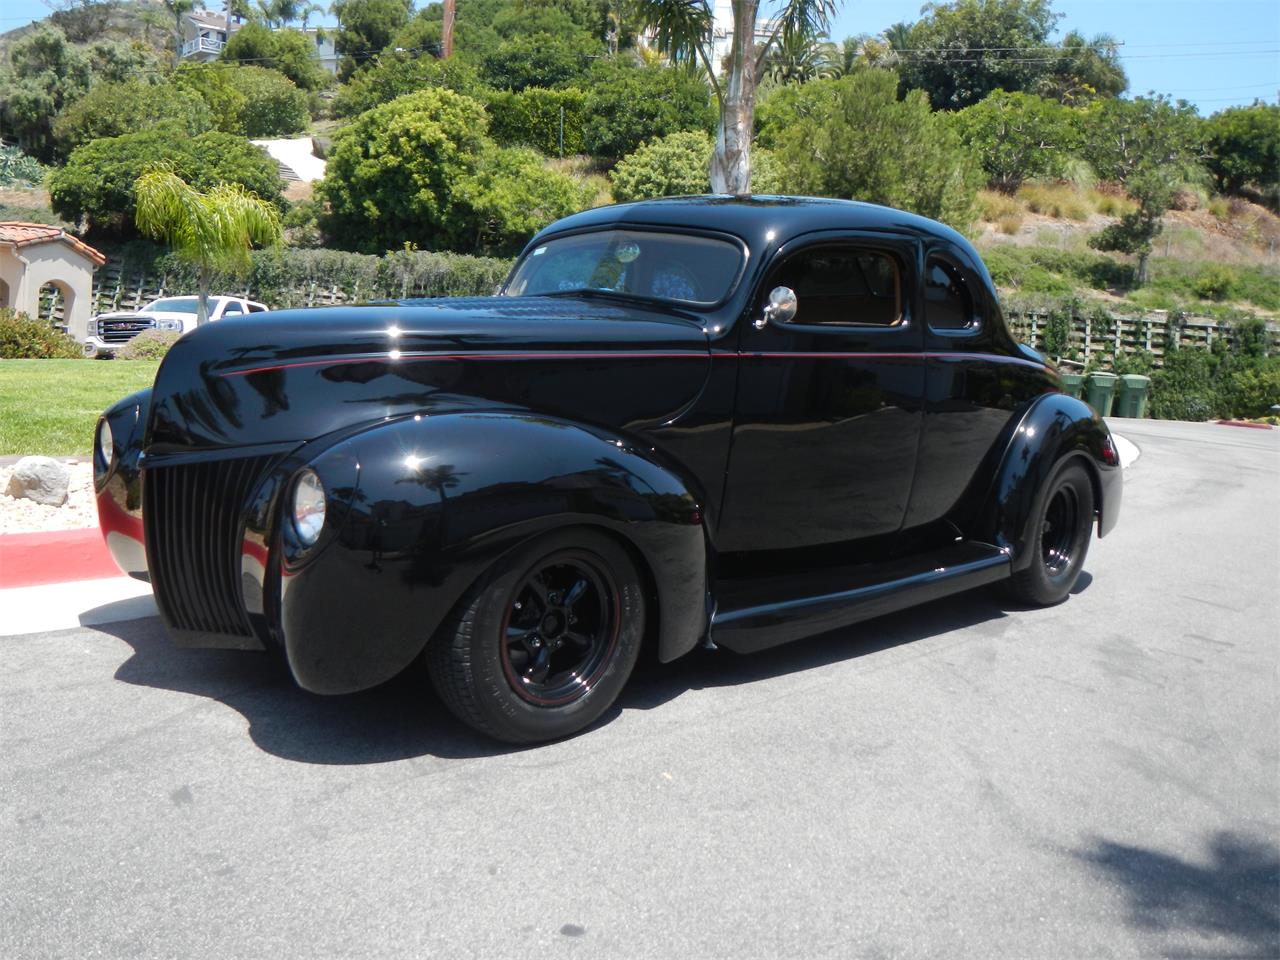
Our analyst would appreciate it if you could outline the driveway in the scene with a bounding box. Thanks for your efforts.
[2,419,1277,959]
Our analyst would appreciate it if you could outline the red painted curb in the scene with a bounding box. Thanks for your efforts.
[0,528,121,589]
[1216,419,1274,430]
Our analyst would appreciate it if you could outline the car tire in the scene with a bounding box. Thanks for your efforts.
[1005,459,1095,607]
[427,529,645,744]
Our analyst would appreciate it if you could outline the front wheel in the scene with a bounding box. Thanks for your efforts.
[427,529,645,744]
[1006,459,1095,606]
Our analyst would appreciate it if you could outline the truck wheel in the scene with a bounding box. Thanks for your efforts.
[427,529,645,744]
[1006,459,1095,606]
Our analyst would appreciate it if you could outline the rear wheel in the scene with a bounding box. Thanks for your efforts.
[1006,459,1095,606]
[427,529,644,743]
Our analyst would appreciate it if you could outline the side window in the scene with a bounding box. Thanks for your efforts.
[925,257,976,330]
[221,301,244,317]
[247,304,268,313]
[772,245,902,326]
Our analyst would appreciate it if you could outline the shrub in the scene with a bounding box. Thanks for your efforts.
[1149,348,1219,421]
[480,29,601,91]
[611,131,712,203]
[221,23,329,92]
[1203,103,1279,203]
[952,91,1082,191]
[580,61,716,164]
[172,64,310,138]
[48,126,283,235]
[117,330,180,360]
[1227,358,1280,419]
[332,54,484,117]
[770,71,982,230]
[0,308,82,359]
[0,145,46,187]
[456,147,584,256]
[485,87,586,156]
[317,88,491,253]
[51,79,212,158]
[1192,265,1239,302]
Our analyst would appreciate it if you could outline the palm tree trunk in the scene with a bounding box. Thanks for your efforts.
[197,266,212,325]
[710,0,759,196]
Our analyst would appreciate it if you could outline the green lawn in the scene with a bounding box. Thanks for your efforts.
[0,359,160,457]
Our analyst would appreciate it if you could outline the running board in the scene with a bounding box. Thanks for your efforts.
[710,541,1010,654]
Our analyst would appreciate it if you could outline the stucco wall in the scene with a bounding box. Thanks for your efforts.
[0,243,98,340]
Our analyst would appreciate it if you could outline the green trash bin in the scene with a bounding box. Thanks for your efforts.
[1115,374,1151,419]
[1086,371,1118,417]
[1060,372,1086,400]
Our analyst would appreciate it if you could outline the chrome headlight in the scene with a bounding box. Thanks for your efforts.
[94,418,114,474]
[156,318,182,332]
[291,469,326,546]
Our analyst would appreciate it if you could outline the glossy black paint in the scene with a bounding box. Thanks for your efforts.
[95,197,1121,698]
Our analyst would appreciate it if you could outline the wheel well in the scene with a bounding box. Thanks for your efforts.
[1067,449,1105,534]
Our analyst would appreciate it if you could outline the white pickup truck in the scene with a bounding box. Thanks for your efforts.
[83,295,269,357]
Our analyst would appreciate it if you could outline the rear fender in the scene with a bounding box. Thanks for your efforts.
[278,412,709,695]
[974,393,1122,572]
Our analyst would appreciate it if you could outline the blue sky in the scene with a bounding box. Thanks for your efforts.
[3,0,1277,113]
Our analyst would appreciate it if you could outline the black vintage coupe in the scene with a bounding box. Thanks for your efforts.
[96,197,1121,743]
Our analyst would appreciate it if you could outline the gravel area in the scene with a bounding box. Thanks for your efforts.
[0,461,97,534]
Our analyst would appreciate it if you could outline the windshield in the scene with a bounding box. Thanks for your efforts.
[505,229,743,307]
[142,297,201,315]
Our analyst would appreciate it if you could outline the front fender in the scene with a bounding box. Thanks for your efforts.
[278,412,708,695]
[975,393,1122,571]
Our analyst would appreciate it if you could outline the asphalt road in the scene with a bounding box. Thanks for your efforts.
[3,419,1277,960]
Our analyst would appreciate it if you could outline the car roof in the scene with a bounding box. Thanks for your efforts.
[528,195,977,258]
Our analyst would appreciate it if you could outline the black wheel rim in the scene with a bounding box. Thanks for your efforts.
[499,551,619,707]
[1041,485,1080,576]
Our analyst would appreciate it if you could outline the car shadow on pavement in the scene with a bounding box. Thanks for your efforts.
[86,579,1039,765]
[1075,830,1280,958]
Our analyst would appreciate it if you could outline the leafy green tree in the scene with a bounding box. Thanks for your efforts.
[317,88,491,252]
[771,70,982,227]
[332,52,483,116]
[162,0,200,65]
[49,0,119,44]
[952,90,1080,191]
[1204,103,1280,203]
[896,0,1061,109]
[456,146,583,255]
[580,60,715,164]
[331,0,413,79]
[611,130,713,202]
[479,29,601,91]
[1080,95,1204,185]
[172,64,310,137]
[0,25,93,161]
[1035,29,1126,104]
[221,22,329,90]
[634,0,838,193]
[48,126,283,235]
[1083,96,1206,285]
[52,79,213,157]
[135,163,282,323]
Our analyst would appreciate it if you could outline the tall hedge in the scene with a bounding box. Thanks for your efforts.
[485,87,586,156]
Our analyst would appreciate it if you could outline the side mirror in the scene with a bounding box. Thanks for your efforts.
[755,286,798,329]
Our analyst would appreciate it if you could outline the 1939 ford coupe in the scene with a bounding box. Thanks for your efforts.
[96,197,1121,743]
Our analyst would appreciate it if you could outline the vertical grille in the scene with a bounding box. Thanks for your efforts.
[144,456,275,637]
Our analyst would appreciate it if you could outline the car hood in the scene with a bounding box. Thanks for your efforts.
[95,310,191,322]
[145,296,714,453]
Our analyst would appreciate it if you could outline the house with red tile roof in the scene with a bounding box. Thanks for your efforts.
[0,223,106,344]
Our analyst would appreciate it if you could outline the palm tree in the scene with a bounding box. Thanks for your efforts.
[764,28,838,86]
[634,0,837,195]
[134,164,282,325]
[298,2,325,30]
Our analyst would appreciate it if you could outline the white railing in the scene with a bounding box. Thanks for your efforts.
[180,36,225,58]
